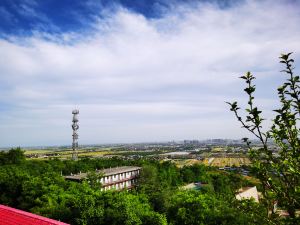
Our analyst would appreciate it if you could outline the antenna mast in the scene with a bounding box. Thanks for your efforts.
[72,109,79,160]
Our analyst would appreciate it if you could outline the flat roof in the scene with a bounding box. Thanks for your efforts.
[160,151,190,156]
[64,166,141,180]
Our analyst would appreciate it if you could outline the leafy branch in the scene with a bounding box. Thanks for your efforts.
[227,53,300,220]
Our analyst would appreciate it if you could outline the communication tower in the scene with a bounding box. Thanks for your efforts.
[72,109,79,160]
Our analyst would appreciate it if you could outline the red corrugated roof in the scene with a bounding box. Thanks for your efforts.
[0,205,69,225]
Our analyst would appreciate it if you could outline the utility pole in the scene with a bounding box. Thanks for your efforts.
[72,109,79,160]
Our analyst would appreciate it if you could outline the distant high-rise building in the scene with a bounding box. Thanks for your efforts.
[72,109,79,160]
[184,140,199,145]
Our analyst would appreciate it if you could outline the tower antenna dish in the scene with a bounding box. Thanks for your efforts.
[71,109,79,160]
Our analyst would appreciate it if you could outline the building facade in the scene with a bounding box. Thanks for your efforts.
[65,166,141,191]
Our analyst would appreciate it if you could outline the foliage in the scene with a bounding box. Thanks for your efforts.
[0,147,26,164]
[167,191,270,225]
[102,192,167,225]
[0,149,271,224]
[86,171,104,190]
[227,53,300,218]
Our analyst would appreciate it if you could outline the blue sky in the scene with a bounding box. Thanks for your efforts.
[0,0,300,147]
[0,0,238,36]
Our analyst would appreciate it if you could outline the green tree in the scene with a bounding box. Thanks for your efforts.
[86,171,104,190]
[138,164,160,194]
[0,165,29,207]
[0,147,26,164]
[167,191,270,225]
[180,166,196,183]
[18,172,66,210]
[227,53,300,218]
[31,181,105,225]
[103,192,167,225]
[210,173,233,196]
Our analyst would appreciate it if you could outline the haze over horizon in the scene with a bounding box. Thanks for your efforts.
[0,0,300,147]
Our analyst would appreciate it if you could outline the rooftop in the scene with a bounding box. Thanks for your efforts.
[160,151,190,156]
[236,186,259,203]
[64,166,141,180]
[237,186,256,193]
[0,204,69,225]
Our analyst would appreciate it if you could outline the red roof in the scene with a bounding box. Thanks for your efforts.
[0,205,69,225]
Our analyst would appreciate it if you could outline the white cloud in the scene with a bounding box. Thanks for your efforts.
[0,0,300,146]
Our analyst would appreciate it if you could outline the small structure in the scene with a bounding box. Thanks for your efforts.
[65,166,141,191]
[71,109,79,160]
[235,186,259,202]
[0,204,69,225]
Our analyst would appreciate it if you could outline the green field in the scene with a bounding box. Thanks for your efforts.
[24,147,113,159]
[203,157,251,167]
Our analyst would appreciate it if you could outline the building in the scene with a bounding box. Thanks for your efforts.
[65,166,141,191]
[183,140,199,145]
[0,204,69,225]
[235,186,259,202]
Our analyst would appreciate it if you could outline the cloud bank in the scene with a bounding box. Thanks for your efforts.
[0,0,300,146]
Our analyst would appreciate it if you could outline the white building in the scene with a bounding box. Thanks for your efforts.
[65,166,141,191]
[235,186,259,202]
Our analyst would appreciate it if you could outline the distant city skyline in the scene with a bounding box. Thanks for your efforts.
[0,138,270,149]
[0,0,300,146]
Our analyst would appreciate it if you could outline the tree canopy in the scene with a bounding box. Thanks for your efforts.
[0,148,270,224]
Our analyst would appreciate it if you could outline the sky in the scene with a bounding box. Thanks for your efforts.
[0,0,300,147]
